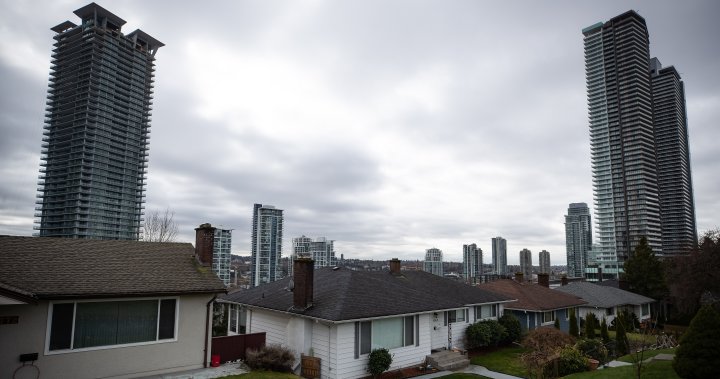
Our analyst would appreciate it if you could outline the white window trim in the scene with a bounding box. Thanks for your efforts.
[44,296,180,355]
[541,310,556,325]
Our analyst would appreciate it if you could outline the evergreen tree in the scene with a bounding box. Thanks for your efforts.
[600,317,610,344]
[585,313,597,339]
[615,313,629,356]
[569,308,579,337]
[673,305,720,378]
[623,237,667,300]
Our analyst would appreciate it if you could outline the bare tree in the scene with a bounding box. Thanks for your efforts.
[142,208,179,242]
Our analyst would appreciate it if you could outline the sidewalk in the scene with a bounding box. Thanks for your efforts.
[138,362,248,379]
[412,364,524,379]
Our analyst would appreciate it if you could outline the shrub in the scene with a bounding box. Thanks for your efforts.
[466,319,507,349]
[673,305,720,378]
[554,318,560,329]
[245,344,295,372]
[584,313,598,339]
[576,338,608,364]
[600,317,610,344]
[498,313,522,345]
[569,308,579,337]
[367,348,392,378]
[614,314,629,356]
[520,327,576,377]
[557,346,590,376]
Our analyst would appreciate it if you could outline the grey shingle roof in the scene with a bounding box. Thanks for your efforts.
[222,268,514,322]
[554,281,655,308]
[0,236,226,299]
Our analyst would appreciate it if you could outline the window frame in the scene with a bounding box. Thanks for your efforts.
[542,310,556,324]
[474,304,498,321]
[355,315,417,358]
[45,297,180,355]
[641,303,650,317]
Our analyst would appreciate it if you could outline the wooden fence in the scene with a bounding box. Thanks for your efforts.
[211,332,266,363]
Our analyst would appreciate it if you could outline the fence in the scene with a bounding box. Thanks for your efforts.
[211,332,266,363]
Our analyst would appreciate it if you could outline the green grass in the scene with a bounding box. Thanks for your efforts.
[616,347,676,363]
[218,371,300,379]
[440,374,492,378]
[470,346,529,378]
[564,360,679,378]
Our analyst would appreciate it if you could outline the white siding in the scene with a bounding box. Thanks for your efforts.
[311,322,333,378]
[250,309,291,346]
[335,314,433,379]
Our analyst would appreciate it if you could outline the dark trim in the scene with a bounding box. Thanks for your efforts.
[38,289,226,300]
[204,295,218,367]
[353,322,359,359]
[0,286,37,305]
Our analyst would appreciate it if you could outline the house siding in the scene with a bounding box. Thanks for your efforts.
[250,308,290,346]
[0,294,213,379]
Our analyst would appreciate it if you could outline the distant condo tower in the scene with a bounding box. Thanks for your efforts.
[491,237,507,275]
[565,203,592,278]
[583,11,696,274]
[539,250,551,275]
[292,236,337,270]
[519,248,532,281]
[36,3,163,239]
[423,248,443,277]
[251,204,284,286]
[463,243,483,280]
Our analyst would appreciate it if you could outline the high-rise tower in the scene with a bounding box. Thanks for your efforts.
[423,248,443,277]
[36,3,162,239]
[251,204,284,286]
[463,243,483,280]
[539,250,551,275]
[519,248,532,280]
[651,58,697,255]
[565,203,592,278]
[491,237,507,275]
[213,227,232,286]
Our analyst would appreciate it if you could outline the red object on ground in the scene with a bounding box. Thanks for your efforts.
[211,354,221,367]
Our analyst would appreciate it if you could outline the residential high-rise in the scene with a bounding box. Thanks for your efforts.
[538,250,551,275]
[292,236,337,271]
[214,227,232,286]
[583,10,696,272]
[565,203,592,278]
[491,237,507,275]
[651,58,697,255]
[423,248,443,277]
[463,243,483,280]
[251,204,283,286]
[519,248,532,280]
[35,3,162,239]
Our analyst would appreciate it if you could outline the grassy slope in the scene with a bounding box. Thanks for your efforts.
[564,360,679,379]
[469,346,529,378]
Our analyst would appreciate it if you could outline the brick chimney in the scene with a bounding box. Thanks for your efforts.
[389,258,401,275]
[515,272,524,283]
[538,273,550,288]
[293,258,314,309]
[561,276,568,286]
[195,223,216,266]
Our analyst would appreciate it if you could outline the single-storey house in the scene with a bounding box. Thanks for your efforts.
[0,235,226,379]
[479,275,587,333]
[554,281,655,324]
[220,258,515,379]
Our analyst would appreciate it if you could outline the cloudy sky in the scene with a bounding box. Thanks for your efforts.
[1,0,718,265]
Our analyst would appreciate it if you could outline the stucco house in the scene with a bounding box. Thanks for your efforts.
[554,281,655,324]
[479,276,587,333]
[0,235,226,379]
[220,258,514,378]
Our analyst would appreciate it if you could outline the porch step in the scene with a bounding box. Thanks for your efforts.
[426,350,470,371]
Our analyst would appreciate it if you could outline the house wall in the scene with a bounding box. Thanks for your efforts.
[334,314,433,379]
[0,294,214,379]
[250,308,291,346]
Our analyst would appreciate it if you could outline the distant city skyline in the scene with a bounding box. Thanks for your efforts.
[1,1,718,265]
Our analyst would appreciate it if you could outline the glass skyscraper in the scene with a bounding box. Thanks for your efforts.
[36,3,162,239]
[214,227,232,286]
[462,243,482,280]
[565,203,592,278]
[251,203,284,286]
[491,236,507,275]
[423,248,443,277]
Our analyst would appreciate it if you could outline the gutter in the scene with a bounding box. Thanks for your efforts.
[204,294,218,368]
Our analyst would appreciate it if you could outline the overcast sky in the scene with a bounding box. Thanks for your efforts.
[1,0,718,265]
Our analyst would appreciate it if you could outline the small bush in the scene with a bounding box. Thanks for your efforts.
[466,319,507,349]
[569,308,579,337]
[498,313,522,345]
[367,348,392,378]
[245,344,295,372]
[673,305,720,379]
[576,338,608,364]
[600,317,610,344]
[557,346,589,376]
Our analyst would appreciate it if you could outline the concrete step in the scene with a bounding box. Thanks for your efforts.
[426,350,470,371]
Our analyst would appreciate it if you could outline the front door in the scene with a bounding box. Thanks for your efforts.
[430,312,446,350]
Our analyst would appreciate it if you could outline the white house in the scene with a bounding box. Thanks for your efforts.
[0,235,226,379]
[221,258,514,379]
[554,281,655,324]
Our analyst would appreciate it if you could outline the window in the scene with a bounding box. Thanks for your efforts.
[475,304,498,321]
[542,311,556,324]
[48,298,177,352]
[606,307,615,316]
[355,316,416,358]
[446,309,465,324]
[641,303,650,317]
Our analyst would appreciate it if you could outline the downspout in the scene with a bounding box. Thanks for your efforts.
[204,295,218,368]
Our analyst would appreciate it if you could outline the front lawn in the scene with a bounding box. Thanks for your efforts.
[564,360,679,378]
[470,346,529,378]
[219,371,299,379]
[616,347,676,363]
[440,374,492,379]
